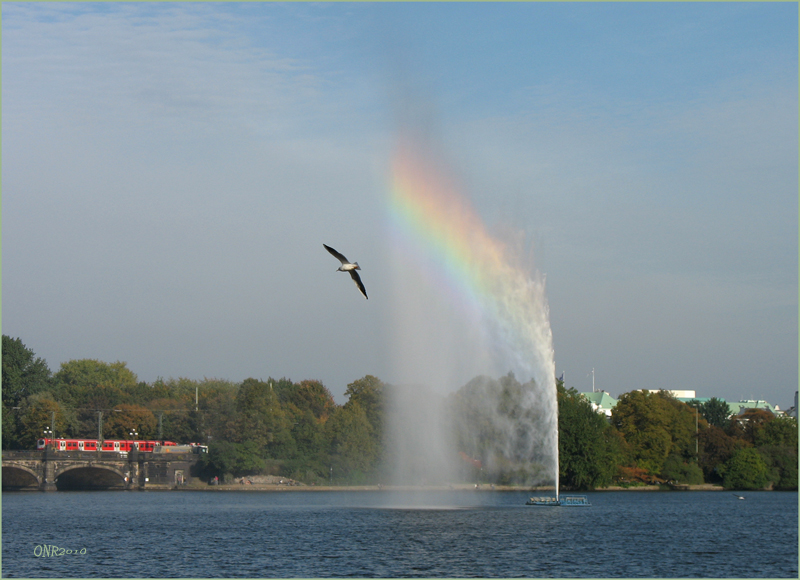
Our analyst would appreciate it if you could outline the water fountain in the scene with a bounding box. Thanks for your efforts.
[385,129,560,496]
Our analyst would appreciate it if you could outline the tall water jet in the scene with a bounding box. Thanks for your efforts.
[386,129,558,492]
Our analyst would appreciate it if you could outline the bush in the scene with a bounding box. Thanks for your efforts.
[200,440,266,478]
[661,454,704,485]
[758,446,798,491]
[722,448,770,490]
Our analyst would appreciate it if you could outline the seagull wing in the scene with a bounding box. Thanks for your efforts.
[323,244,349,265]
[349,269,368,299]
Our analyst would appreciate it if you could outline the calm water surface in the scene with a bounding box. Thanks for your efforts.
[2,490,797,577]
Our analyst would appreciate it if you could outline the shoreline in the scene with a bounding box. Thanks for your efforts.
[174,482,725,492]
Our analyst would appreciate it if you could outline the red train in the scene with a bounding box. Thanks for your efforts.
[36,438,178,452]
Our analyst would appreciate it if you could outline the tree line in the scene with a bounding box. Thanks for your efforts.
[3,336,796,490]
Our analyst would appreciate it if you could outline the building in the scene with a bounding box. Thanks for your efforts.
[727,399,777,416]
[585,388,791,422]
[667,390,697,399]
[580,391,617,418]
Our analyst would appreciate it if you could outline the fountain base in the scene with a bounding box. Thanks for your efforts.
[525,495,591,506]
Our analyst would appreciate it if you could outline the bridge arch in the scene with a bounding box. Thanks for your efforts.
[55,464,128,490]
[2,463,40,490]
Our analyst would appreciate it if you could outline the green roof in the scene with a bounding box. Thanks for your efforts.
[727,400,776,415]
[580,391,618,409]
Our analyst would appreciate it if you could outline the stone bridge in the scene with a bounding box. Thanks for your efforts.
[2,449,200,491]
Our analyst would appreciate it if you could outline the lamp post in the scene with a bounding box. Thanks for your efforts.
[43,427,53,451]
[96,411,104,448]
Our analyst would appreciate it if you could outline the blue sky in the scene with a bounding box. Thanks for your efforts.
[2,2,797,408]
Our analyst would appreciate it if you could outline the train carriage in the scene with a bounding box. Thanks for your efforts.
[36,438,179,452]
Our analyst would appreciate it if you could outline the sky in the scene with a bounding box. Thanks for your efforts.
[2,2,797,408]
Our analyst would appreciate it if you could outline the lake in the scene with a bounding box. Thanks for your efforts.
[2,490,797,577]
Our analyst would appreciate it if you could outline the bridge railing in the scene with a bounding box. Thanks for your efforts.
[2,449,199,460]
[2,450,132,460]
[2,450,46,460]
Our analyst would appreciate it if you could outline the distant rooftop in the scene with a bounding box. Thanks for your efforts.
[579,391,617,417]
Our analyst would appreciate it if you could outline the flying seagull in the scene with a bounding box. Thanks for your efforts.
[324,244,368,299]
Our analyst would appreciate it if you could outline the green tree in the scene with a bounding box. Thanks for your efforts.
[612,391,671,474]
[283,380,336,423]
[18,395,71,448]
[721,447,770,490]
[758,446,798,490]
[325,402,377,482]
[698,397,731,429]
[660,453,704,484]
[3,401,19,449]
[698,425,746,483]
[53,359,138,408]
[446,374,558,485]
[2,336,51,406]
[200,440,266,480]
[343,375,386,438]
[147,399,195,442]
[236,378,275,415]
[612,390,701,476]
[737,409,775,446]
[557,382,621,489]
[448,375,507,470]
[103,403,157,440]
[235,378,295,459]
[755,416,797,447]
[754,416,798,491]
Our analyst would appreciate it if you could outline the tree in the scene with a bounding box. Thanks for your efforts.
[200,440,266,480]
[102,404,157,439]
[660,453,704,484]
[18,395,71,449]
[755,416,797,448]
[235,378,295,459]
[697,425,746,483]
[147,399,195,442]
[3,401,19,449]
[344,375,386,438]
[283,380,336,423]
[758,446,798,490]
[557,382,621,489]
[612,391,673,474]
[754,416,797,491]
[445,373,563,485]
[53,359,138,408]
[721,448,770,490]
[698,397,731,429]
[612,390,702,477]
[738,409,775,446]
[325,402,377,482]
[236,378,275,415]
[2,336,51,406]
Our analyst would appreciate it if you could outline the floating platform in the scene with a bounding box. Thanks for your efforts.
[526,495,591,507]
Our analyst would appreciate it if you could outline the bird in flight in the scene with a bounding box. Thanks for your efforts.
[323,244,368,299]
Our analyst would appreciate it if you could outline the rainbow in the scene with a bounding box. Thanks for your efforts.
[387,134,555,380]
[389,138,507,320]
